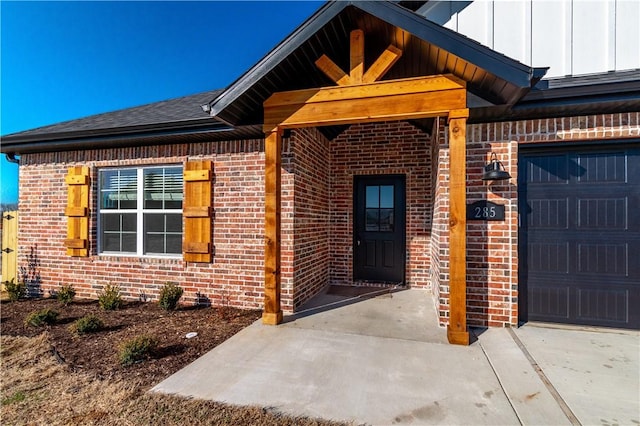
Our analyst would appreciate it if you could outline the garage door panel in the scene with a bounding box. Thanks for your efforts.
[528,198,569,228]
[577,243,628,276]
[577,287,629,324]
[528,284,570,320]
[525,154,570,183]
[578,198,627,229]
[577,152,627,183]
[527,241,569,273]
[520,146,639,329]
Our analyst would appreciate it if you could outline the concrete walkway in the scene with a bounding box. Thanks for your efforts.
[152,289,640,425]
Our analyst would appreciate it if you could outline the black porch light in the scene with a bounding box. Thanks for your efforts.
[482,152,511,181]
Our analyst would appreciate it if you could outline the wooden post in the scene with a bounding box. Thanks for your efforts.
[447,109,470,345]
[263,127,283,325]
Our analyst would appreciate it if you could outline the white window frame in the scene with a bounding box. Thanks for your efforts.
[97,165,183,258]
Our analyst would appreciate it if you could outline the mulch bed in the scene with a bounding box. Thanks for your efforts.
[0,298,262,388]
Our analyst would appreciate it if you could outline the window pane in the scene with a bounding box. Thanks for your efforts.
[122,214,137,232]
[122,233,137,252]
[166,234,182,254]
[145,234,165,254]
[144,214,164,233]
[366,186,379,208]
[144,169,164,209]
[144,167,183,210]
[101,214,120,231]
[366,209,379,231]
[380,208,394,232]
[380,185,394,208]
[166,214,182,233]
[100,213,136,253]
[144,213,183,255]
[102,233,121,252]
[100,169,137,209]
[164,168,184,209]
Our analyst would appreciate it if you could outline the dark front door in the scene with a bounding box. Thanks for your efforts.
[519,146,640,329]
[354,175,406,283]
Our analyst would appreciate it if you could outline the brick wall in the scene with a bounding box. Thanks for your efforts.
[290,128,331,308]
[18,140,277,311]
[17,112,639,326]
[329,121,433,288]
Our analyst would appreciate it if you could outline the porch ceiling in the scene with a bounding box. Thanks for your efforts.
[208,1,545,136]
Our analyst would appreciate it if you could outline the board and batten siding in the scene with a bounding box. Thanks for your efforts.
[419,0,640,78]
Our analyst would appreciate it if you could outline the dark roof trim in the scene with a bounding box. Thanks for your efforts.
[356,1,546,88]
[469,70,640,123]
[3,119,228,146]
[1,120,237,155]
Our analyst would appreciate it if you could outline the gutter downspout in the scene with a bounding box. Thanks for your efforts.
[5,153,20,164]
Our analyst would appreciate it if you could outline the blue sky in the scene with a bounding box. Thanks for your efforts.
[1,0,323,205]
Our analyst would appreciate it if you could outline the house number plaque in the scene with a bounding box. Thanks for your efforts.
[466,200,505,221]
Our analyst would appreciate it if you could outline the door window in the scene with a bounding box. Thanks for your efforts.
[365,185,394,231]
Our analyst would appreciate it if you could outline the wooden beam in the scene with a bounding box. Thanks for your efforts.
[265,87,465,131]
[265,74,465,108]
[447,108,470,346]
[363,45,402,83]
[263,128,283,325]
[350,29,364,84]
[315,54,350,86]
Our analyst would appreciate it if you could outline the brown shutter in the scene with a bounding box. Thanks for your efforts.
[64,166,90,257]
[183,160,213,262]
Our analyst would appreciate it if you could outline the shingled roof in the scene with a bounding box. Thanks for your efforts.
[3,89,222,141]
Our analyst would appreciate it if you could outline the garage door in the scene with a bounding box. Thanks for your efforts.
[519,145,640,329]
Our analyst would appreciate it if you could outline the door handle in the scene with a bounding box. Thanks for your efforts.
[357,239,361,246]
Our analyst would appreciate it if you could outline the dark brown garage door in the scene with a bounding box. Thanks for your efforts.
[519,145,640,329]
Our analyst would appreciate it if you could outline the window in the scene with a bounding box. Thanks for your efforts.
[98,166,183,256]
[365,184,394,231]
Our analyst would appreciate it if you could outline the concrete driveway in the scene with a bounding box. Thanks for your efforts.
[152,289,639,425]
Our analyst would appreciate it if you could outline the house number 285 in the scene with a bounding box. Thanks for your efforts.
[466,201,505,221]
[474,206,497,219]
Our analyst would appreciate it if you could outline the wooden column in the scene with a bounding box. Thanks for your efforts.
[447,109,470,345]
[263,127,283,325]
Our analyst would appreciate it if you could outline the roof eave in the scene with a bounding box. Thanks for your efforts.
[0,119,234,155]
[356,1,542,88]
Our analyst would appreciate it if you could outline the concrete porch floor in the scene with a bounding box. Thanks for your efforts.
[152,288,639,425]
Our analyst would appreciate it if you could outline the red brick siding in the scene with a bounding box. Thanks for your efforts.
[18,140,278,311]
[17,112,639,327]
[329,121,433,288]
[290,128,331,308]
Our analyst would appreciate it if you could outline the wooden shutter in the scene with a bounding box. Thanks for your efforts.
[183,160,213,262]
[64,166,90,257]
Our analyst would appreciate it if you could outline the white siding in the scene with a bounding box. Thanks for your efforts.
[420,0,640,78]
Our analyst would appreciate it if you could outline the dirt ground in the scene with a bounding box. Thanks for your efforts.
[0,297,347,425]
[0,297,261,388]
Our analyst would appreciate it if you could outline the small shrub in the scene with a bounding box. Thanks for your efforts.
[5,279,26,301]
[73,314,104,334]
[98,284,122,311]
[158,282,183,311]
[56,284,76,306]
[118,335,158,366]
[25,308,59,327]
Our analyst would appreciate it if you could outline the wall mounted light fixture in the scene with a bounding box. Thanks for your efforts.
[482,152,511,181]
